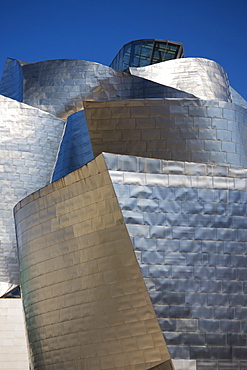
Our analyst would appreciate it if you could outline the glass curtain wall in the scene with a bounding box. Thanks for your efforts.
[110,39,184,71]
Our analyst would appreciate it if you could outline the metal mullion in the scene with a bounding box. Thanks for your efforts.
[150,41,156,65]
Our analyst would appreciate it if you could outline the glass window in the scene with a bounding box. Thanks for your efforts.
[130,42,141,67]
[118,47,124,70]
[123,43,131,70]
[110,39,183,71]
[139,41,153,67]
[152,42,180,64]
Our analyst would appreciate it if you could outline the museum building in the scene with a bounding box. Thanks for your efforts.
[0,39,247,369]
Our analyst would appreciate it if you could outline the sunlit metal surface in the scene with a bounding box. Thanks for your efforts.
[0,94,64,294]
[129,58,231,102]
[105,152,247,369]
[231,87,247,110]
[83,98,247,168]
[0,58,195,121]
[0,40,246,369]
[14,155,172,370]
[22,59,196,120]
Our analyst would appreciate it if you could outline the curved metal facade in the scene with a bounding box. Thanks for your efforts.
[21,59,194,120]
[14,155,172,370]
[0,94,64,294]
[83,98,247,168]
[52,110,94,182]
[0,38,247,370]
[129,58,232,103]
[1,57,195,120]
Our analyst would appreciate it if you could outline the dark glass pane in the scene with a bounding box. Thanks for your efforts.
[123,44,131,70]
[132,56,140,67]
[130,42,141,67]
[151,42,180,64]
[138,41,153,67]
[109,39,183,70]
[152,49,165,63]
[140,41,153,57]
[114,53,119,69]
[119,48,124,70]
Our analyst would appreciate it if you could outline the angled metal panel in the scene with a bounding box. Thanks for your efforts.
[105,153,247,366]
[14,154,172,370]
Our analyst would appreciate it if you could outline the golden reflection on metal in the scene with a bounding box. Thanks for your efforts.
[14,154,172,370]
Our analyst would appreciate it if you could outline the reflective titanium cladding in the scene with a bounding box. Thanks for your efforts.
[0,38,247,370]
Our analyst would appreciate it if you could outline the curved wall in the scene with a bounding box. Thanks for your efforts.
[20,59,195,120]
[0,94,64,294]
[15,151,247,369]
[1,46,246,370]
[14,155,172,370]
[129,58,231,103]
[52,110,94,182]
[83,98,247,168]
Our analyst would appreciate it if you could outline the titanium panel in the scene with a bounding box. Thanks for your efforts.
[104,152,247,368]
[0,94,64,294]
[19,59,194,119]
[83,98,247,168]
[1,39,247,369]
[52,110,94,182]
[129,58,231,102]
[230,87,247,110]
[14,155,172,370]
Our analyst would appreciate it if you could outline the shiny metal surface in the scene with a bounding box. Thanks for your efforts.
[15,155,172,370]
[129,58,231,102]
[52,110,94,182]
[104,152,247,367]
[231,87,247,110]
[0,94,64,294]
[1,58,195,121]
[0,40,246,369]
[83,98,247,168]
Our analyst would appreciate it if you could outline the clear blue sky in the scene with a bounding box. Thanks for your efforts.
[1,0,246,99]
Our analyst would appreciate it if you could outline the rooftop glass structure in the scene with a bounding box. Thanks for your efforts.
[110,39,184,71]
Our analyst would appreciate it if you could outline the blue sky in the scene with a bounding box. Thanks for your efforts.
[1,0,246,99]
